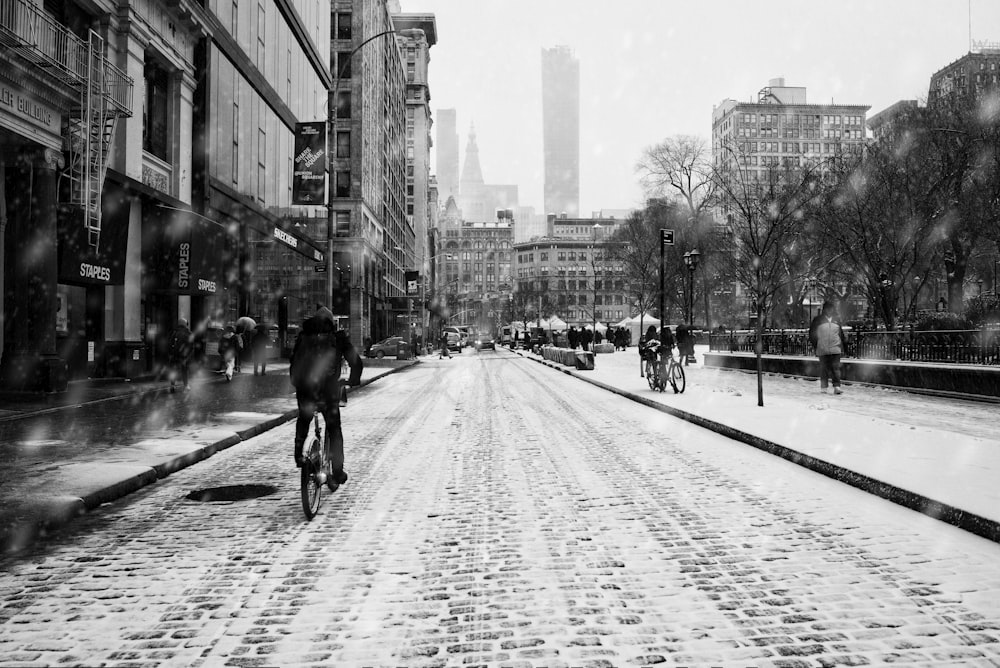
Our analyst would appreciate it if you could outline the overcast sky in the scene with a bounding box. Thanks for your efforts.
[400,0,1000,215]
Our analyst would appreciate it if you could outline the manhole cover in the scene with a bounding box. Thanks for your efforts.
[186,484,278,502]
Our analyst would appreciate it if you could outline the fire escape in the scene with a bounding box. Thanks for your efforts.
[0,0,133,252]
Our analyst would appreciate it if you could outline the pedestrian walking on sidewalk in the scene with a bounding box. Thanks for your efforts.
[168,318,194,392]
[810,301,846,394]
[219,325,238,381]
[252,324,269,375]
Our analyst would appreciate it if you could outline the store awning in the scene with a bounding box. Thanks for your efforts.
[57,187,131,287]
[142,204,230,296]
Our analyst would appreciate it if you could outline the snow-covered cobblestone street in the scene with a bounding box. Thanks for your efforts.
[1,349,998,667]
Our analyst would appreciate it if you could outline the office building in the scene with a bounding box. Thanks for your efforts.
[541,45,580,217]
[513,214,628,328]
[435,108,460,203]
[329,0,408,345]
[928,46,1000,108]
[711,78,870,174]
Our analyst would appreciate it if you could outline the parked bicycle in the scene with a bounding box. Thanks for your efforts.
[641,339,686,394]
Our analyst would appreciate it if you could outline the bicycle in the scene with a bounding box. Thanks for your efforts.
[300,397,344,520]
[643,346,686,394]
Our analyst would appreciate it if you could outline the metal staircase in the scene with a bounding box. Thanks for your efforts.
[64,31,132,251]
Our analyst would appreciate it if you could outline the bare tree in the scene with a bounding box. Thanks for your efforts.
[712,142,824,406]
[637,135,717,218]
[637,135,723,325]
[813,137,942,330]
[915,94,1000,310]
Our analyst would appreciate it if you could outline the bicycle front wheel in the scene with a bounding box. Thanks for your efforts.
[301,437,323,520]
[669,362,686,394]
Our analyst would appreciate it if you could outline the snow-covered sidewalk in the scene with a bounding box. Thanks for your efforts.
[521,345,1000,541]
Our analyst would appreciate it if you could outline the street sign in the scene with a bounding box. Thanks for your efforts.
[314,265,326,272]
[661,229,675,245]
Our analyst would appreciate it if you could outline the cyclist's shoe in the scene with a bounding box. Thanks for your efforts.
[294,440,304,468]
[331,469,348,485]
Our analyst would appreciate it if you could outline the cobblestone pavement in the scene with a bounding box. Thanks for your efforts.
[1,349,999,667]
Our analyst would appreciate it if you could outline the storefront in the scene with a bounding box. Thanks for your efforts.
[141,203,230,371]
[54,187,131,380]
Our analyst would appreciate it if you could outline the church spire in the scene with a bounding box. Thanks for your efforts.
[460,123,484,188]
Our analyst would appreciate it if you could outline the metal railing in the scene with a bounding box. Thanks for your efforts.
[709,328,1000,365]
[0,0,88,83]
[0,0,132,113]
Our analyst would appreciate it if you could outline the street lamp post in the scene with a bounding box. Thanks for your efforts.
[326,28,401,316]
[683,249,701,325]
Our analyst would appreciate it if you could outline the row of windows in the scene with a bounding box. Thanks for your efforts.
[442,251,511,261]
[738,140,864,155]
[739,113,865,127]
[518,250,605,263]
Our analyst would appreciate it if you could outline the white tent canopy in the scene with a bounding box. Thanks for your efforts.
[542,316,568,331]
[611,314,660,345]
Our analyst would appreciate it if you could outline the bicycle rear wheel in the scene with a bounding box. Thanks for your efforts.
[300,437,323,520]
[656,364,668,392]
[669,362,686,394]
[645,360,657,390]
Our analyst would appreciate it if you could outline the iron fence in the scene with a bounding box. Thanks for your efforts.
[709,328,1000,365]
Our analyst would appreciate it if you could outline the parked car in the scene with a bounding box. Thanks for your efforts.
[475,333,496,351]
[367,336,406,358]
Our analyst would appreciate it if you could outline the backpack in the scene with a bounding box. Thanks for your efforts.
[169,329,192,361]
[290,331,339,389]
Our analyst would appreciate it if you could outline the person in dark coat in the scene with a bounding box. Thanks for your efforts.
[675,323,694,366]
[167,318,194,392]
[289,307,363,478]
[581,326,593,351]
[568,326,579,349]
[659,325,676,357]
[438,330,451,359]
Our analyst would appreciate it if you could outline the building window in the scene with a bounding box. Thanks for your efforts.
[336,12,351,39]
[143,60,169,160]
[336,52,352,78]
[336,91,351,118]
[335,171,350,197]
[232,94,239,185]
[336,131,350,158]
[257,128,266,202]
[256,3,265,68]
[335,211,350,237]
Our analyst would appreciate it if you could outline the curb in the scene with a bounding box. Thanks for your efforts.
[0,361,417,556]
[522,351,1000,544]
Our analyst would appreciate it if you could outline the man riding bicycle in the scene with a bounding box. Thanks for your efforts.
[289,307,363,483]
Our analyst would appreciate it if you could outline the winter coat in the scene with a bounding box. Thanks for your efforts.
[814,316,845,356]
[168,325,194,364]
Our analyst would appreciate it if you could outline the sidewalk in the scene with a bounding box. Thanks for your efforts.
[0,359,411,555]
[2,346,997,556]
[521,345,1000,543]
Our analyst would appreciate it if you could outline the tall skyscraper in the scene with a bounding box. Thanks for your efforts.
[436,109,460,203]
[541,46,580,217]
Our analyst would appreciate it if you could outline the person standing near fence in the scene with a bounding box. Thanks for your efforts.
[811,301,846,395]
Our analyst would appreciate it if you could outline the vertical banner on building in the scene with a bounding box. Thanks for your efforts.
[292,121,327,204]
[405,271,420,296]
